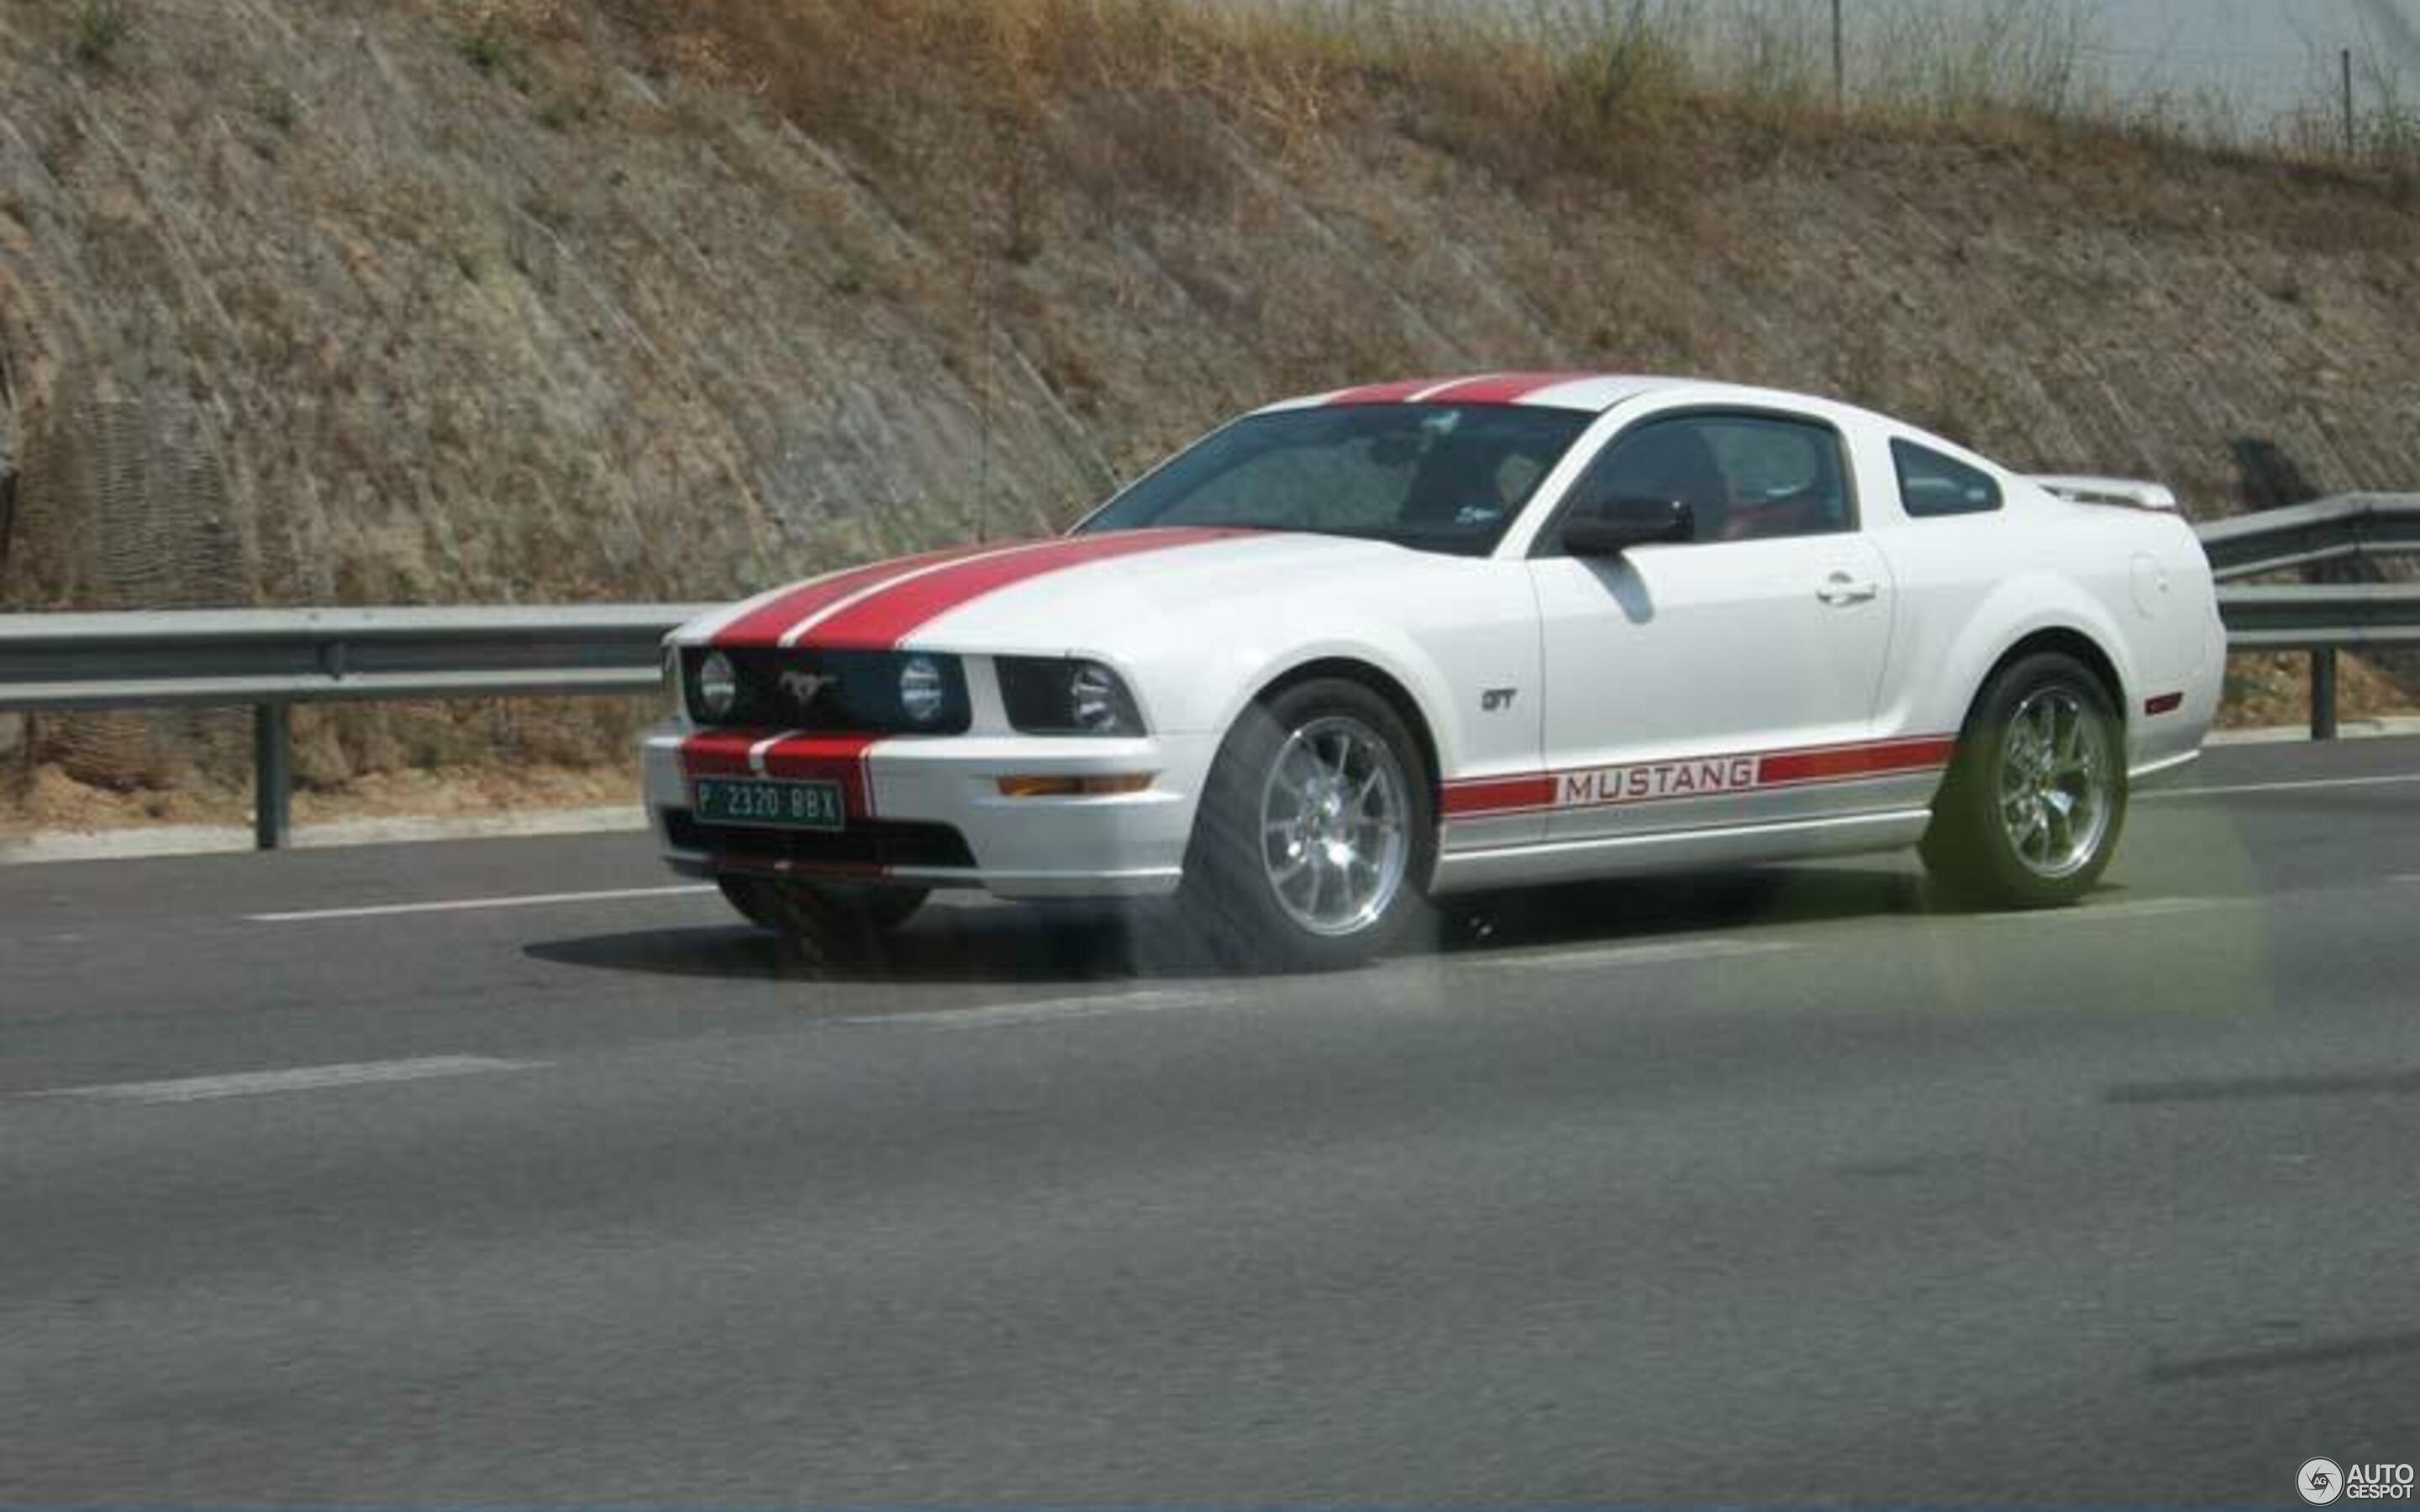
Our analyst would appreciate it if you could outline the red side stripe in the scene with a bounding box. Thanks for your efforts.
[1416,371,1597,406]
[1758,737,1956,785]
[1441,735,1958,818]
[711,544,994,648]
[801,528,1242,649]
[1324,376,1461,406]
[1440,774,1558,818]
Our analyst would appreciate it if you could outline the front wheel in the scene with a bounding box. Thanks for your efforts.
[1178,678,1436,972]
[1921,651,2128,908]
[718,875,928,963]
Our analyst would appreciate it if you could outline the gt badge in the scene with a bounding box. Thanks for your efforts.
[1481,688,1518,712]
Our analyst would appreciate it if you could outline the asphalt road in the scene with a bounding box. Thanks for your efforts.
[5,738,2419,1504]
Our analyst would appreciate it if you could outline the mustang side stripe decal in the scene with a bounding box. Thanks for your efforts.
[1442,735,1957,818]
[798,528,1244,649]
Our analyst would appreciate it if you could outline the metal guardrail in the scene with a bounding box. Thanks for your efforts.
[0,494,2412,850]
[2203,495,2420,741]
[0,606,708,848]
[2196,494,2420,582]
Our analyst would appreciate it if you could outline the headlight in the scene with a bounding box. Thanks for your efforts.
[697,650,739,720]
[897,654,946,726]
[1068,662,1124,732]
[997,657,1145,736]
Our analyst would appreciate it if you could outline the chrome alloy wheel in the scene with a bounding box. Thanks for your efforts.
[1996,685,2114,879]
[1257,714,1411,938]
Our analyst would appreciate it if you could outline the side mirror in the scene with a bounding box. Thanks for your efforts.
[1559,498,1695,557]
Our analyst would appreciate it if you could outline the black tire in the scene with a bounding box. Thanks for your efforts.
[1178,677,1437,972]
[717,875,928,963]
[1921,651,2128,908]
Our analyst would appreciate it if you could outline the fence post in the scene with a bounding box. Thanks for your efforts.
[1831,0,1845,109]
[2343,49,2356,156]
[2310,648,2338,741]
[254,702,292,849]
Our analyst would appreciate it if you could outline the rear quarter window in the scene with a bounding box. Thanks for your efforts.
[1892,439,2002,518]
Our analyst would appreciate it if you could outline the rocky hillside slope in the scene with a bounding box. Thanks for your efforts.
[2,0,2416,804]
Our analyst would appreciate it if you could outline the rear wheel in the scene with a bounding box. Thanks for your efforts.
[717,875,928,963]
[1178,678,1435,972]
[1921,651,2127,907]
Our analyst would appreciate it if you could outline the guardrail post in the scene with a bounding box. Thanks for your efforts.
[2309,649,2338,742]
[253,702,292,850]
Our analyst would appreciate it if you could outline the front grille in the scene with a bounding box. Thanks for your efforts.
[683,648,971,735]
[666,810,978,871]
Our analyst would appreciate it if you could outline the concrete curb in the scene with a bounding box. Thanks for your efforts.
[0,805,647,865]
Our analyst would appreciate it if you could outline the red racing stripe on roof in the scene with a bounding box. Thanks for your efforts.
[798,528,1244,649]
[1414,371,1598,406]
[1323,376,1462,406]
[710,544,995,648]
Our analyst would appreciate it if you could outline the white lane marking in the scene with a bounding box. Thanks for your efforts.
[1497,938,1797,971]
[1978,895,2241,923]
[846,988,1235,1030]
[247,885,713,923]
[2143,771,2420,801]
[33,1056,541,1105]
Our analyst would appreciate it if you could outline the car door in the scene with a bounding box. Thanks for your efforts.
[1525,409,1898,845]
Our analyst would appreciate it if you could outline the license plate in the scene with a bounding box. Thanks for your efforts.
[692,777,845,832]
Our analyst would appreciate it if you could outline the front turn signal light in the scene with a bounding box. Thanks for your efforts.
[996,773,1156,798]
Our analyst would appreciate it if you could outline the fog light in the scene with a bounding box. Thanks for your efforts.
[697,651,738,720]
[899,654,946,725]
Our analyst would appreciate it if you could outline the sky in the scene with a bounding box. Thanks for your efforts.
[2048,0,2418,122]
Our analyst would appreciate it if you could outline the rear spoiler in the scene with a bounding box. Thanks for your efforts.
[2028,475,2179,512]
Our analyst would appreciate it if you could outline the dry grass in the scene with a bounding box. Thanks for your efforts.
[3,0,2416,822]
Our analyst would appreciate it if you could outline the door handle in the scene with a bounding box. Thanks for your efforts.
[1816,573,1879,606]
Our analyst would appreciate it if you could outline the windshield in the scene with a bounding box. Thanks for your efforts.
[1079,403,1593,556]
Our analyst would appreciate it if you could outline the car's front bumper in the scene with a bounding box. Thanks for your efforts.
[643,724,1218,900]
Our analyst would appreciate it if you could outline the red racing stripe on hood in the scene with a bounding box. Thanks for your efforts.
[797,528,1245,649]
[1414,371,1597,405]
[709,544,996,648]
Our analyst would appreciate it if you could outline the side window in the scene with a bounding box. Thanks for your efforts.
[1558,413,1851,547]
[1891,439,2002,517]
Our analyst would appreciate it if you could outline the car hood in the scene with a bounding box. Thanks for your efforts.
[681,528,1428,655]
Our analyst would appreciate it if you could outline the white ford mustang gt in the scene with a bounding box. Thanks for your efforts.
[646,373,2222,968]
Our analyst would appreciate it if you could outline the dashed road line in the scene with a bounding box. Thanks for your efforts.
[2143,771,2420,801]
[29,1056,543,1105]
[247,885,713,923]
[1494,938,1798,971]
[1981,895,2245,924]
[846,989,1238,1031]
